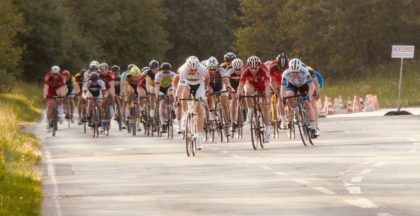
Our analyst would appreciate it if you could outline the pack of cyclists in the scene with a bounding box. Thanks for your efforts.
[43,52,324,150]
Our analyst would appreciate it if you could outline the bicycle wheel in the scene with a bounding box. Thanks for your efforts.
[296,110,308,146]
[166,104,174,139]
[93,106,100,138]
[287,109,296,140]
[236,105,244,139]
[301,109,314,146]
[255,106,264,149]
[82,105,87,134]
[250,108,258,150]
[52,104,58,137]
[185,114,192,157]
[66,98,71,128]
[115,100,122,131]
[130,106,137,136]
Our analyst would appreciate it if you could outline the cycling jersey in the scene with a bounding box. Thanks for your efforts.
[220,62,232,70]
[145,69,157,86]
[64,76,77,96]
[281,67,312,88]
[178,63,209,86]
[209,67,228,92]
[155,71,176,88]
[239,64,270,94]
[44,72,66,97]
[113,73,121,96]
[84,80,106,98]
[99,72,115,90]
[269,60,288,86]
[75,72,85,93]
[226,67,242,91]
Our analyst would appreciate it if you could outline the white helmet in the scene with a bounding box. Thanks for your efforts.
[207,56,219,69]
[247,56,261,68]
[51,65,60,74]
[231,58,243,70]
[99,62,109,71]
[89,60,100,69]
[186,56,200,70]
[289,58,302,71]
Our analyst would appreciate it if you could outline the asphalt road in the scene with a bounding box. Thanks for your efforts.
[35,112,420,216]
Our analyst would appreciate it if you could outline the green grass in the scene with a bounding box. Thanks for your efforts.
[322,61,420,108]
[0,83,43,216]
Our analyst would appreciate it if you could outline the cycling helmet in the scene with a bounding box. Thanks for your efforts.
[62,70,71,76]
[207,56,219,70]
[111,65,120,72]
[90,72,99,81]
[89,63,99,71]
[160,62,172,71]
[127,64,135,70]
[130,66,141,77]
[186,56,200,70]
[201,60,209,68]
[141,66,150,74]
[264,60,272,66]
[247,56,261,68]
[51,65,60,74]
[99,62,109,71]
[224,52,236,63]
[289,58,302,71]
[276,53,288,68]
[231,58,244,70]
[89,60,100,69]
[149,60,160,70]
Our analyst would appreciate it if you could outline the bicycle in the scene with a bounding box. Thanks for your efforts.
[48,96,64,137]
[231,102,244,139]
[90,97,101,138]
[283,94,314,146]
[239,94,265,150]
[179,96,202,157]
[114,95,123,131]
[64,95,74,128]
[208,90,230,143]
[80,98,88,134]
[102,97,113,136]
[157,95,174,139]
[139,95,151,136]
[127,94,138,136]
[270,92,280,139]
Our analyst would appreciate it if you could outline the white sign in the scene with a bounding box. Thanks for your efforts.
[392,45,415,58]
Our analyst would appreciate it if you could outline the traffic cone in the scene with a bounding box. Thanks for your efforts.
[327,97,334,115]
[363,94,375,112]
[346,97,353,113]
[373,95,380,110]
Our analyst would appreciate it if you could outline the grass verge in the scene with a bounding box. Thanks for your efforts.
[322,61,420,108]
[0,84,43,216]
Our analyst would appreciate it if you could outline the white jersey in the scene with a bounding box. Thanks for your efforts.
[178,63,209,86]
[281,67,312,87]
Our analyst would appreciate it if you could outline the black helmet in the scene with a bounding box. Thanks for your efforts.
[224,52,236,63]
[160,62,172,71]
[276,53,288,68]
[149,60,160,69]
[90,72,99,81]
[111,65,120,72]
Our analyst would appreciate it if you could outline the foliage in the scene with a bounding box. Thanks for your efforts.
[0,84,43,216]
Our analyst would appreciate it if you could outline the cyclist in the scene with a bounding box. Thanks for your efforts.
[281,58,318,137]
[111,65,123,122]
[98,63,116,121]
[84,72,106,126]
[172,67,183,133]
[269,53,289,129]
[154,62,176,133]
[179,56,210,150]
[44,65,68,130]
[220,52,236,70]
[236,56,272,143]
[305,66,322,136]
[121,66,146,130]
[61,70,77,122]
[84,60,100,82]
[206,56,231,130]
[225,58,244,132]
[145,60,160,119]
[75,68,87,124]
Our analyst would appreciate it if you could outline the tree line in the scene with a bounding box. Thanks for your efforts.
[1,0,419,85]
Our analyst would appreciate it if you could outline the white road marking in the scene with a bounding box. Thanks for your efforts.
[230,154,241,159]
[44,140,63,216]
[360,169,371,175]
[346,186,362,194]
[373,162,385,167]
[274,171,288,176]
[345,198,378,208]
[260,165,272,170]
[351,176,363,183]
[293,178,309,185]
[377,213,393,216]
[311,187,336,195]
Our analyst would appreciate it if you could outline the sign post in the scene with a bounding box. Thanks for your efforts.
[386,45,415,115]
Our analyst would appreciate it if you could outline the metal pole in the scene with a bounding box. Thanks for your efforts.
[397,58,404,111]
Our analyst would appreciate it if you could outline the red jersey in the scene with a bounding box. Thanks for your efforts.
[44,72,66,97]
[239,64,270,94]
[269,60,288,85]
[99,72,115,90]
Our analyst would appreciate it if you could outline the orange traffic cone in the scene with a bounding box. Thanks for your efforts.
[346,97,353,113]
[353,96,361,112]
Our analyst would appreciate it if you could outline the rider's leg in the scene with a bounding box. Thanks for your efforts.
[230,92,238,125]
[220,94,230,124]
[244,84,255,122]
